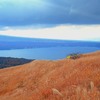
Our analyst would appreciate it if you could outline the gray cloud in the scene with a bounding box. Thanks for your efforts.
[0,0,100,27]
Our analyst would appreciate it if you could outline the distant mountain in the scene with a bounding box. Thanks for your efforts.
[0,35,100,50]
[0,57,33,69]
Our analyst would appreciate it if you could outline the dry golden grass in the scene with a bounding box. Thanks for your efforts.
[0,51,100,100]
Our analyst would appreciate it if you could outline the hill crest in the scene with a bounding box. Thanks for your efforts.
[0,51,100,100]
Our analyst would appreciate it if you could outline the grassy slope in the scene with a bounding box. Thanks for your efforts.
[0,51,100,100]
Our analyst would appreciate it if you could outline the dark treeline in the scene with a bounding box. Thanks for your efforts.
[0,57,33,69]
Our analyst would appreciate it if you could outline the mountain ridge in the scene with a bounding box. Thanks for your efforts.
[0,35,100,50]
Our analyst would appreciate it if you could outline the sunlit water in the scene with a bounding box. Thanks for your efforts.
[0,46,100,60]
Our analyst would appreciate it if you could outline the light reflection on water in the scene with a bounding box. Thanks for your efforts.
[0,46,100,60]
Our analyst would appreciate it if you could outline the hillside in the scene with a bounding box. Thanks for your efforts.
[0,51,100,100]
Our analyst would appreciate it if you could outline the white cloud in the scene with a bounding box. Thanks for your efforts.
[0,25,100,41]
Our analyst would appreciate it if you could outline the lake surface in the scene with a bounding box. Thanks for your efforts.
[0,46,100,60]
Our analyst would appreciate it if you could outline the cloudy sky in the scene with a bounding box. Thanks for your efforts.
[0,0,100,41]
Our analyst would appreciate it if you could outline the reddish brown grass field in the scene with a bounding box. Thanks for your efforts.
[0,51,100,100]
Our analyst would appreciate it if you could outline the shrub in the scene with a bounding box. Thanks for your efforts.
[66,53,81,60]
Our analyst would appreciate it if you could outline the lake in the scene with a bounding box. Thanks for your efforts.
[0,46,100,60]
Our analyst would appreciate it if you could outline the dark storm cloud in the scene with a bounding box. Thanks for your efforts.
[0,0,100,27]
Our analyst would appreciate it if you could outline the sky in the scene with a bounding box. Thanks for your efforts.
[0,0,100,41]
